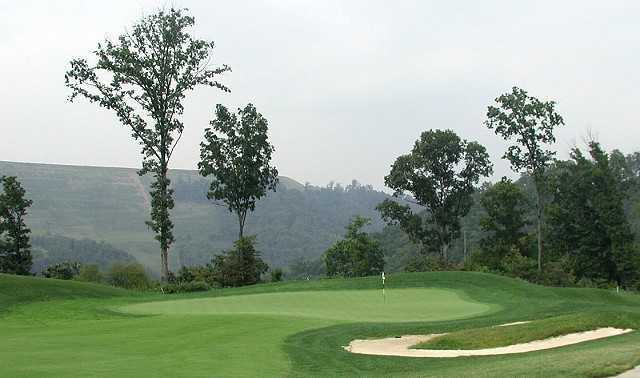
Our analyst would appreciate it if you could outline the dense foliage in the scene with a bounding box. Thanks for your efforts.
[546,142,640,289]
[323,216,384,278]
[377,129,492,260]
[485,86,564,271]
[0,176,33,275]
[42,261,81,280]
[474,178,530,270]
[199,104,278,239]
[65,8,230,281]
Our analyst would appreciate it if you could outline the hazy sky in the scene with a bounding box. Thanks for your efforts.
[1,1,639,190]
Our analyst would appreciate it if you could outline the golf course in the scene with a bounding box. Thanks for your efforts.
[2,271,640,377]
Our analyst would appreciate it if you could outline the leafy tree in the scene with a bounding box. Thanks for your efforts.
[485,86,564,271]
[0,176,33,275]
[199,104,278,238]
[211,236,268,287]
[324,216,385,277]
[377,129,492,261]
[65,8,230,281]
[477,178,530,269]
[546,141,640,288]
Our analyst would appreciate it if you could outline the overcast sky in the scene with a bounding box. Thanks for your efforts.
[1,0,639,190]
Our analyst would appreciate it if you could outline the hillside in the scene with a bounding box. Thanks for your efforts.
[0,161,393,273]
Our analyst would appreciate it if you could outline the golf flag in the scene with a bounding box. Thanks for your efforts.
[382,271,385,286]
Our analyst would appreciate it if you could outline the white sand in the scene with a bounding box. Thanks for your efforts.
[344,327,633,358]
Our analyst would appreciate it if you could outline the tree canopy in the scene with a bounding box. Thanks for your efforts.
[65,8,230,280]
[547,141,640,288]
[485,86,564,271]
[199,103,278,239]
[377,129,492,260]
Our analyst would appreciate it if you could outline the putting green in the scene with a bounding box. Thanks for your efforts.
[121,288,495,322]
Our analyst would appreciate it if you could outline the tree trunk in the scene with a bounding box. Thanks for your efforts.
[161,245,169,281]
[535,186,543,272]
[159,157,171,282]
[238,213,245,240]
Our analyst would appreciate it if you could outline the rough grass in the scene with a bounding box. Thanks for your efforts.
[1,271,640,377]
[413,312,640,350]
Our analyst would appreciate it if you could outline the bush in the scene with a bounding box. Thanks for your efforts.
[42,261,81,280]
[271,268,283,282]
[212,236,268,287]
[499,249,537,281]
[77,264,102,283]
[160,281,210,294]
[107,263,151,290]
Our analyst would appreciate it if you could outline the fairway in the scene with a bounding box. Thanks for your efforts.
[2,272,640,377]
[121,288,494,322]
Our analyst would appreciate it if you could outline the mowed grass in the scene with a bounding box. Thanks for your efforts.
[121,288,495,322]
[1,272,640,377]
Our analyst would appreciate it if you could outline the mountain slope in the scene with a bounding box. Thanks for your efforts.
[0,161,391,273]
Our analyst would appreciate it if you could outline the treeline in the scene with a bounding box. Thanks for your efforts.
[290,88,640,292]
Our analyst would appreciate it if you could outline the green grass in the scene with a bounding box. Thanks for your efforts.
[121,288,495,321]
[413,312,640,350]
[1,271,640,377]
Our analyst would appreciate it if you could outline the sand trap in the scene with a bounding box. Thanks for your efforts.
[345,327,633,358]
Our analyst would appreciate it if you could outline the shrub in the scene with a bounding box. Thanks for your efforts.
[271,268,283,282]
[107,263,151,290]
[160,281,210,294]
[42,261,81,280]
[77,264,102,283]
[211,236,268,287]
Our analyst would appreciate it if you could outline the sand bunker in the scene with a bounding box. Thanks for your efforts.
[345,327,633,358]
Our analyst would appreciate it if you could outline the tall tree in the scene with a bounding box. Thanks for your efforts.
[0,176,33,275]
[65,8,230,280]
[477,178,529,269]
[199,104,278,239]
[485,86,564,271]
[547,142,640,288]
[377,129,493,261]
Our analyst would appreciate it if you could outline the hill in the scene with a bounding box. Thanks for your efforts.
[0,161,393,273]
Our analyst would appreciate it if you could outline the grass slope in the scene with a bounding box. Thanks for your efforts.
[1,272,640,377]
